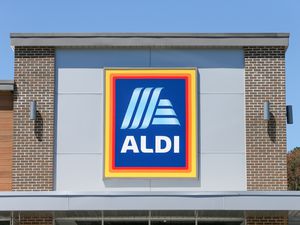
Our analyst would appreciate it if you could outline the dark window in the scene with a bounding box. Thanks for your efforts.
[198,223,242,225]
[152,221,195,225]
[0,222,10,225]
[104,222,148,225]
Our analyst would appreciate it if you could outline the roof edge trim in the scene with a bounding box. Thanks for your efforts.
[0,80,14,91]
[10,33,289,48]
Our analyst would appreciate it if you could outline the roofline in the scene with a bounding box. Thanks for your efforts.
[0,80,14,91]
[10,32,290,38]
[10,32,290,48]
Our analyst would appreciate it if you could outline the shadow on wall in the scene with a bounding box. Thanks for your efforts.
[13,83,18,102]
[34,111,43,141]
[268,112,276,143]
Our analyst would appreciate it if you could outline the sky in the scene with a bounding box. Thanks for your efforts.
[0,0,299,150]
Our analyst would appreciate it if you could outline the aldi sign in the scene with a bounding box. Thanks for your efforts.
[104,69,197,178]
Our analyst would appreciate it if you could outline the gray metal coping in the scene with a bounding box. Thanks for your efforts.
[0,191,299,197]
[0,191,300,211]
[0,80,14,91]
[10,33,289,47]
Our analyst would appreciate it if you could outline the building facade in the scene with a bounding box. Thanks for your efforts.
[0,33,299,225]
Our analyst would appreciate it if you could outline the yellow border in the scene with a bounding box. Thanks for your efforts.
[104,69,197,178]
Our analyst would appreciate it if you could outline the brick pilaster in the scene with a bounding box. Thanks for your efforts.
[244,46,288,191]
[245,46,288,224]
[13,46,55,191]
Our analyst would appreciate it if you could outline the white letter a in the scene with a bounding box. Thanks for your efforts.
[121,136,139,153]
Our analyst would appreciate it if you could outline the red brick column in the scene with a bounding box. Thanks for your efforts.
[17,216,53,225]
[244,46,288,224]
[244,46,287,191]
[13,46,55,225]
[13,46,55,191]
[246,215,288,225]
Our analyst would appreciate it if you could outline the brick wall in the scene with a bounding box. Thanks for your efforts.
[13,216,53,225]
[13,46,55,191]
[246,215,288,225]
[244,46,288,191]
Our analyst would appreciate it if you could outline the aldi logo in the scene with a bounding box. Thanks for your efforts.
[104,69,197,178]
[121,87,180,129]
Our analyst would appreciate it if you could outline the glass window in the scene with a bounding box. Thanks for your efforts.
[0,222,10,225]
[152,221,195,225]
[104,222,148,225]
[76,222,102,225]
[198,222,242,225]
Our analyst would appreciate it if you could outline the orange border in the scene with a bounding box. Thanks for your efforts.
[104,69,197,178]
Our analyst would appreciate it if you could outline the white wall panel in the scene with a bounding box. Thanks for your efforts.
[200,94,245,153]
[150,153,246,191]
[198,68,244,94]
[56,94,103,154]
[56,154,103,191]
[56,154,151,191]
[200,153,246,190]
[57,68,103,93]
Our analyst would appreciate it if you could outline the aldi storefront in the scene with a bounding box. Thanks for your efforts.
[0,33,299,225]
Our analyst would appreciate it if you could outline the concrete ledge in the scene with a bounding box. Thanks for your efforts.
[10,33,289,47]
[0,191,299,211]
[0,80,14,91]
